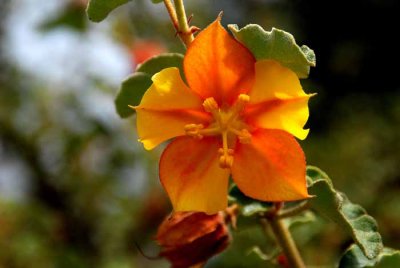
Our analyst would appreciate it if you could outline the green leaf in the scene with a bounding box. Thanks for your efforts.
[229,185,273,217]
[283,211,315,230]
[115,72,152,118]
[114,53,185,119]
[136,53,184,79]
[306,166,383,259]
[228,24,316,78]
[377,250,400,268]
[339,244,400,268]
[340,244,376,267]
[246,246,270,261]
[86,0,131,22]
[150,0,163,3]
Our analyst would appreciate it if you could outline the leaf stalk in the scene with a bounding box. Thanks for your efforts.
[163,0,195,47]
[263,202,306,268]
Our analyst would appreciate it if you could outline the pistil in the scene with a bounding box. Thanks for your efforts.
[184,94,252,169]
[219,131,234,168]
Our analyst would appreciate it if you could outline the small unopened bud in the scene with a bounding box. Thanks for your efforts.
[156,211,231,268]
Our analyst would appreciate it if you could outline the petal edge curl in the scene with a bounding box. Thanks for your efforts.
[245,60,314,140]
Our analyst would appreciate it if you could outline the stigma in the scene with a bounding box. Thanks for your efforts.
[184,94,252,169]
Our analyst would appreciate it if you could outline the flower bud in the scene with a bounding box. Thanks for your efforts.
[156,211,231,268]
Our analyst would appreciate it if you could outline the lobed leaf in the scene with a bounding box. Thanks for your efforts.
[136,53,184,78]
[228,24,316,78]
[339,244,400,268]
[283,210,315,230]
[86,0,131,22]
[115,72,152,118]
[115,53,184,119]
[306,166,383,259]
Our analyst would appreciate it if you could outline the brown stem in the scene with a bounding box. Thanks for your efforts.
[277,201,310,219]
[263,203,306,268]
[163,0,179,30]
[163,0,194,47]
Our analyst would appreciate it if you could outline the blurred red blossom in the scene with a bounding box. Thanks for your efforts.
[130,40,166,67]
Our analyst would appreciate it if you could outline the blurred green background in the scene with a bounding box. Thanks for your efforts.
[0,0,399,267]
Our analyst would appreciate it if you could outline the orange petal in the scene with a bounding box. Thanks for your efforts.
[159,136,230,214]
[135,67,211,150]
[244,60,314,140]
[231,129,309,201]
[184,16,255,105]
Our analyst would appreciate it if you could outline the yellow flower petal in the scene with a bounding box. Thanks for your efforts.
[245,60,314,140]
[159,136,230,214]
[135,67,210,150]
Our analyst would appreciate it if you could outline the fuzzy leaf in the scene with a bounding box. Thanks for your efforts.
[229,185,273,217]
[115,72,152,118]
[86,0,131,22]
[284,211,316,230]
[228,24,316,78]
[339,244,400,268]
[306,166,383,259]
[136,53,184,78]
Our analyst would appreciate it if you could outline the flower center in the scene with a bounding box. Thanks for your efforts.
[184,94,252,169]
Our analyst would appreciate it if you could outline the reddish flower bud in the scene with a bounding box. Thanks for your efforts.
[156,211,231,268]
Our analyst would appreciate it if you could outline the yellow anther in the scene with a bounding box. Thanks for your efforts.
[184,124,204,139]
[238,129,252,144]
[234,94,250,111]
[226,94,250,125]
[202,97,219,112]
[238,94,250,103]
[184,123,204,131]
[228,127,252,144]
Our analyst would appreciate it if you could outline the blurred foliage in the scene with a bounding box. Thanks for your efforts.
[0,0,399,267]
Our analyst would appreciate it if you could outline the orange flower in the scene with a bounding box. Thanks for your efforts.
[134,17,313,214]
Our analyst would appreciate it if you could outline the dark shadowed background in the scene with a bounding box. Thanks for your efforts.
[0,0,399,267]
